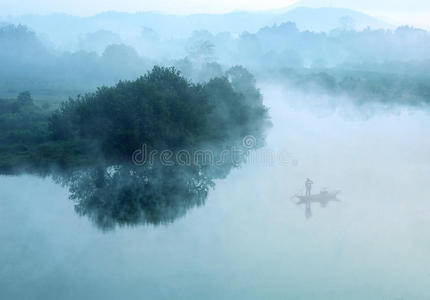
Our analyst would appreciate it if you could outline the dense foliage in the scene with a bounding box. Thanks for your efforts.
[277,68,430,105]
[50,66,270,162]
[0,92,49,171]
[0,25,151,98]
[3,23,430,106]
[0,67,270,229]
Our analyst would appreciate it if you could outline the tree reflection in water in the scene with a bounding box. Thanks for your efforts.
[52,163,220,230]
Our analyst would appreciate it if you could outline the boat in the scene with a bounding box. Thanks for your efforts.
[296,190,341,207]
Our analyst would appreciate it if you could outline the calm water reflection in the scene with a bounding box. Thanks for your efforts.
[1,85,430,299]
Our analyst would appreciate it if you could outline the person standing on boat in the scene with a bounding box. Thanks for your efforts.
[305,178,313,196]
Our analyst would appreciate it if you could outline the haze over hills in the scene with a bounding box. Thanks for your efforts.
[0,6,391,50]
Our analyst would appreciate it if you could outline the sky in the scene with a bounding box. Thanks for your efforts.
[0,0,296,15]
[299,0,430,27]
[0,0,429,27]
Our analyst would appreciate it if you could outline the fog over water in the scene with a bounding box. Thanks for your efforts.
[1,84,430,299]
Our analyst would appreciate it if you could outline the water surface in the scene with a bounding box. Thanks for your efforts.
[1,85,430,299]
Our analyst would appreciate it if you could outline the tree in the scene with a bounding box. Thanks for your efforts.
[49,66,270,163]
[17,91,33,105]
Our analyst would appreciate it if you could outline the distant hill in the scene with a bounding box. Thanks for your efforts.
[0,7,391,49]
[271,7,391,32]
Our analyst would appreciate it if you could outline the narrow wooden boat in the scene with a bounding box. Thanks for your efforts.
[296,190,341,206]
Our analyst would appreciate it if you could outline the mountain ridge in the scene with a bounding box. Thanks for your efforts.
[1,6,392,49]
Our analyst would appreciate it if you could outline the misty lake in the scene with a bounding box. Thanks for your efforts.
[1,84,430,300]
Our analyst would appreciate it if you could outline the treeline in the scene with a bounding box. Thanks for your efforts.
[274,68,430,105]
[0,25,152,97]
[233,23,430,69]
[0,25,231,99]
[0,66,271,229]
[3,23,430,91]
[0,91,96,173]
[0,66,270,174]
[2,23,430,107]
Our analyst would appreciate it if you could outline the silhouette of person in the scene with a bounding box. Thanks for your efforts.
[305,178,313,196]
